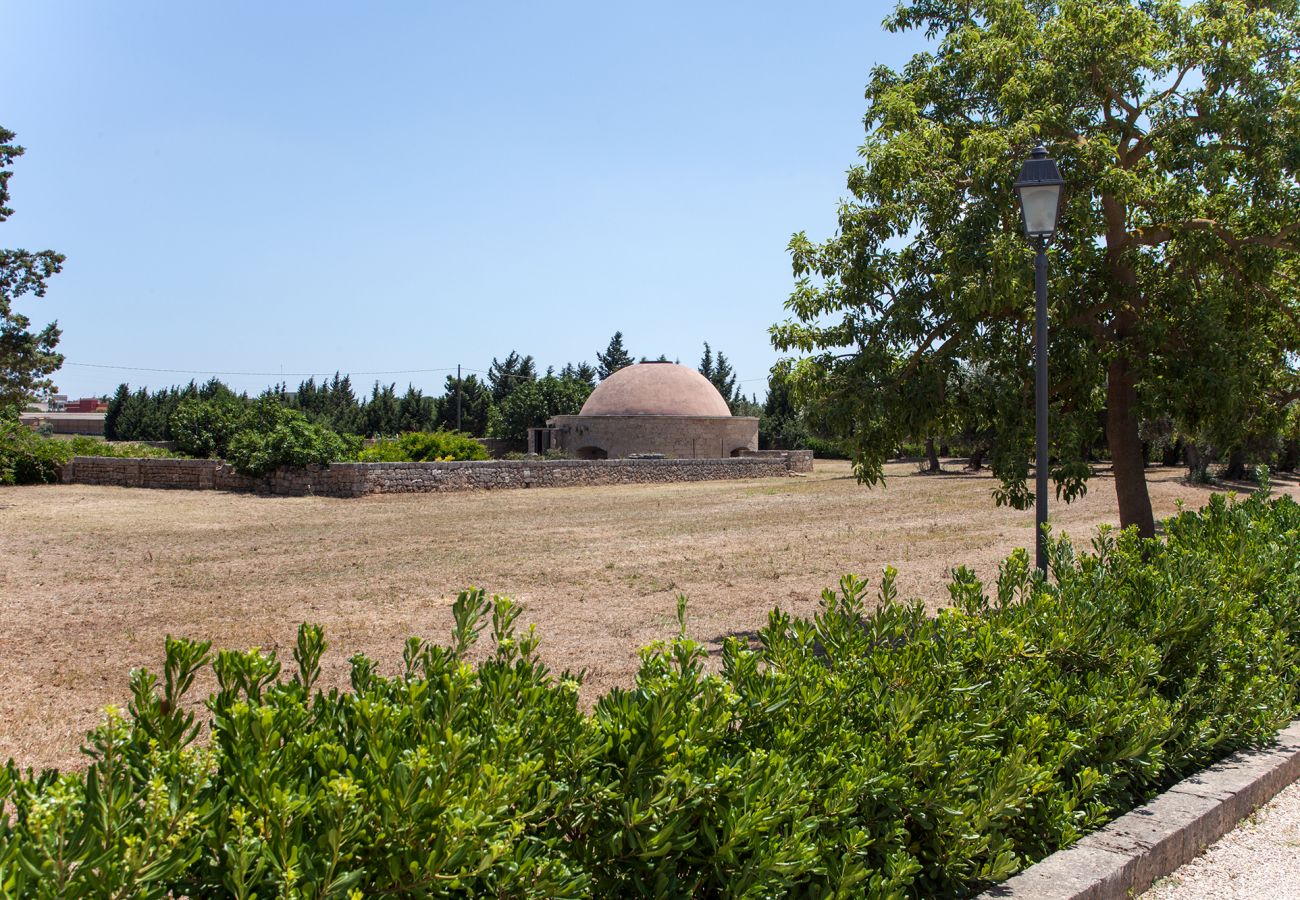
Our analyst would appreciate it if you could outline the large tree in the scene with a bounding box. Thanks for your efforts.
[1,127,64,413]
[487,374,593,446]
[772,0,1300,537]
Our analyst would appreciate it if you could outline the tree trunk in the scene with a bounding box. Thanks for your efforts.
[967,447,986,472]
[1222,450,1247,480]
[1161,438,1182,467]
[1106,356,1155,538]
[925,437,941,472]
[1280,439,1299,473]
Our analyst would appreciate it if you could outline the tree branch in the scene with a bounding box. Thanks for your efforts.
[896,327,962,384]
[1131,219,1300,252]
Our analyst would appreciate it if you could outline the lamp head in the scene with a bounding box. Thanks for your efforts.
[1014,143,1065,239]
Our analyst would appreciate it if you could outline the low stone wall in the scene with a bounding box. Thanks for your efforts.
[62,453,811,497]
[737,449,814,473]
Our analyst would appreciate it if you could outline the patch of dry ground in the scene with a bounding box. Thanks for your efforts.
[2,460,1293,771]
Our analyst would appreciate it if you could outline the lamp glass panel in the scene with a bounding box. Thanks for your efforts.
[1018,184,1061,236]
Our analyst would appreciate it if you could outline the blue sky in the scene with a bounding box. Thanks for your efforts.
[5,2,930,399]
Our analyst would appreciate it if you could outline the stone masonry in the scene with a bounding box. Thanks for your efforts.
[62,451,815,498]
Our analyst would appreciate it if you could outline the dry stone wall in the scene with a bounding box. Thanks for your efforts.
[62,452,813,498]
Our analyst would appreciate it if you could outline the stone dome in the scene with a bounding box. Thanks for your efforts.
[580,362,732,417]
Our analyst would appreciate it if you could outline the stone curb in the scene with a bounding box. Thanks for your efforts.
[977,719,1300,900]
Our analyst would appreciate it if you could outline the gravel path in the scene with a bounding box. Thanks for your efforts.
[1143,778,1300,899]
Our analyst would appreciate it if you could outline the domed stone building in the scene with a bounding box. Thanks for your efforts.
[529,362,759,459]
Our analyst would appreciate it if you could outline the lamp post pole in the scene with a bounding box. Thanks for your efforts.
[1014,142,1065,576]
[1033,238,1049,574]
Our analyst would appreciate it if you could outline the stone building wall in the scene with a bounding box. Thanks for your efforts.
[61,452,813,497]
[542,415,759,459]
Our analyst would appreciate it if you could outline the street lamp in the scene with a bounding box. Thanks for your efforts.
[1014,143,1064,574]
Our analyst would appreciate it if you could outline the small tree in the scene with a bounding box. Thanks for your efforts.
[0,127,64,414]
[596,332,635,379]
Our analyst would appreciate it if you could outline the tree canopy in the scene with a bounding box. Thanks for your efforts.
[487,351,537,403]
[488,374,593,446]
[772,0,1300,537]
[1,127,64,414]
[698,342,740,409]
[596,332,634,380]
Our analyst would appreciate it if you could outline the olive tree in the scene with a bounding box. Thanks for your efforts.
[772,0,1299,536]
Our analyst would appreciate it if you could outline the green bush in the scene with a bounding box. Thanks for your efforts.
[0,420,67,484]
[170,397,249,459]
[1,494,1298,896]
[225,401,360,477]
[805,434,852,460]
[0,423,176,485]
[357,429,489,463]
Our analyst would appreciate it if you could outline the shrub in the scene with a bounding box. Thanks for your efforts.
[356,429,489,462]
[804,434,852,460]
[0,420,68,484]
[225,401,360,477]
[0,423,176,485]
[1,494,1297,896]
[170,397,249,459]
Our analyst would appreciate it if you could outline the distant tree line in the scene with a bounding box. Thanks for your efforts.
[104,333,792,452]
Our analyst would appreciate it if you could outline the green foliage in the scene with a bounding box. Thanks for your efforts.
[357,430,490,462]
[596,331,634,380]
[0,424,177,485]
[108,375,445,443]
[0,127,65,411]
[0,421,67,484]
[488,351,538,404]
[559,361,598,387]
[772,0,1300,536]
[2,496,1298,896]
[698,342,739,408]
[357,382,400,437]
[105,379,234,443]
[437,373,492,437]
[760,367,811,450]
[170,396,248,459]
[288,373,363,434]
[225,401,360,477]
[488,375,593,446]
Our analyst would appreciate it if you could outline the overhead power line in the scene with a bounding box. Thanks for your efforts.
[62,362,459,378]
[60,361,774,385]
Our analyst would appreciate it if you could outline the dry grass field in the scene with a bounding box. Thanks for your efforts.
[3,459,1295,772]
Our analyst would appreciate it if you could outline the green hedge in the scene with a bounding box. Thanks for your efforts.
[2,493,1298,897]
[357,430,489,463]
